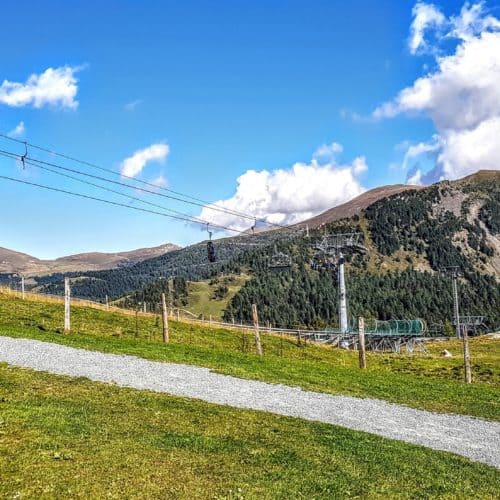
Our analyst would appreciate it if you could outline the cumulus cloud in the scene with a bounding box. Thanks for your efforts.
[120,143,170,178]
[450,1,500,40]
[0,66,81,109]
[409,2,446,54]
[198,144,367,232]
[8,121,25,138]
[375,1,500,182]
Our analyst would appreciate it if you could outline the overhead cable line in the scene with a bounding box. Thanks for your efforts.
[0,149,215,228]
[0,133,288,230]
[0,147,248,233]
[0,164,247,234]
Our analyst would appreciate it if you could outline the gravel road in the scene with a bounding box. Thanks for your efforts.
[1,336,499,468]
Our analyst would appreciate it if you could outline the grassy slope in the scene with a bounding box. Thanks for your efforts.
[1,365,499,499]
[186,274,249,319]
[0,291,499,421]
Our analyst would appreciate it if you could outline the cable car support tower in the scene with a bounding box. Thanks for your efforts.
[312,232,366,333]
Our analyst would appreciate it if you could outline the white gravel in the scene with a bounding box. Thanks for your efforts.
[1,336,499,468]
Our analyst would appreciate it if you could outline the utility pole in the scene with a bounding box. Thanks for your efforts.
[168,277,174,317]
[338,254,348,334]
[21,275,25,300]
[161,292,169,343]
[168,277,174,306]
[442,266,472,382]
[452,273,461,339]
[358,317,366,369]
[252,303,263,356]
[64,277,71,333]
[462,324,472,384]
[442,267,461,338]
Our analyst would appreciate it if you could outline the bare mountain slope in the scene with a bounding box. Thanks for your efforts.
[295,184,425,228]
[0,243,180,276]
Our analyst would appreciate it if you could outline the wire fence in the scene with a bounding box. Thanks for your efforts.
[0,283,437,356]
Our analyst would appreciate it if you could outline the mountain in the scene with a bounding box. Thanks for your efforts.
[294,184,425,228]
[6,170,499,331]
[0,243,180,276]
[221,170,500,329]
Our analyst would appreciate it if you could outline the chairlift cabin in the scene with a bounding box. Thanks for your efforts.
[310,248,336,270]
[206,224,216,263]
[207,241,216,263]
[268,246,292,272]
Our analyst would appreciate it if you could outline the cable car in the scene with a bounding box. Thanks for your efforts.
[207,240,216,263]
[205,224,216,262]
[268,246,292,271]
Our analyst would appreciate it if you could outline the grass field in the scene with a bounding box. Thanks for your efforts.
[1,364,499,499]
[0,290,498,421]
[186,274,249,319]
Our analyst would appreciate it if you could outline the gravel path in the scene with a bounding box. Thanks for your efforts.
[1,336,499,468]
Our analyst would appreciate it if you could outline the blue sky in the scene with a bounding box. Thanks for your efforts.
[1,0,499,258]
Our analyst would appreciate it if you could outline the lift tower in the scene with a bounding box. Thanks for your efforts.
[313,232,366,333]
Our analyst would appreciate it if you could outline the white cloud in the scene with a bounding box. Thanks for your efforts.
[198,143,367,231]
[437,115,500,178]
[0,66,81,109]
[125,99,142,111]
[401,136,441,170]
[150,173,168,188]
[407,169,423,185]
[313,142,343,162]
[8,121,25,138]
[339,108,372,123]
[375,2,500,182]
[450,1,500,40]
[409,2,446,54]
[120,143,170,178]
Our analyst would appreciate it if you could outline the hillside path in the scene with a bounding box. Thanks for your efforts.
[1,336,499,468]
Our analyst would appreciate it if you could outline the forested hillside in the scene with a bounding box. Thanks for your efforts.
[4,171,499,330]
[3,230,291,299]
[223,172,500,330]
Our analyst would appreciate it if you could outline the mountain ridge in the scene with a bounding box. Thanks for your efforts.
[0,243,180,276]
[294,184,425,228]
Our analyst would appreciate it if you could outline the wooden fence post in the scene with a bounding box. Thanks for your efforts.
[135,310,139,338]
[462,325,472,383]
[161,293,169,343]
[358,317,366,369]
[21,275,25,300]
[252,303,263,356]
[64,277,70,333]
[105,294,109,311]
